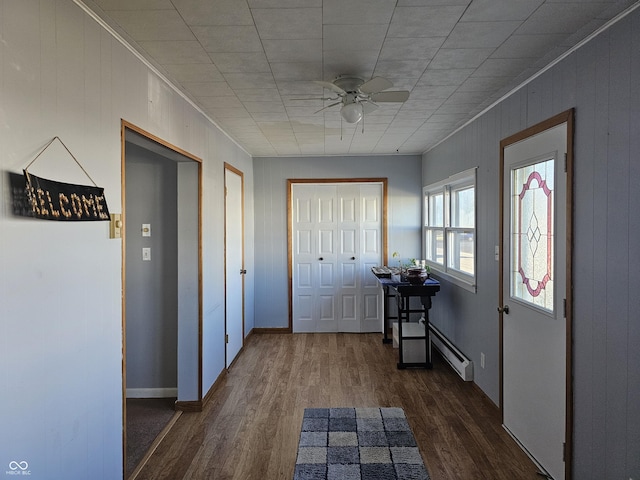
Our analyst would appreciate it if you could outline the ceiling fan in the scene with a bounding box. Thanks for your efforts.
[305,75,410,124]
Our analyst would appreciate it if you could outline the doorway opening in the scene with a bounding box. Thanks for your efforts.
[121,121,203,478]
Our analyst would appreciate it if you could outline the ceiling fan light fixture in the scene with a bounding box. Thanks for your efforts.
[340,102,363,123]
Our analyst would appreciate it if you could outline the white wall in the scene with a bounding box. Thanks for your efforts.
[422,7,640,478]
[0,1,253,478]
[252,155,423,328]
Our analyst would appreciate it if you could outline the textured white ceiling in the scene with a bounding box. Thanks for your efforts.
[82,0,637,156]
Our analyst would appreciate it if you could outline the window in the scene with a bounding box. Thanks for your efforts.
[423,168,476,290]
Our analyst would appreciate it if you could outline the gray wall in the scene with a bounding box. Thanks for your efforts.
[422,8,640,478]
[253,155,422,328]
[125,144,178,393]
[421,117,502,403]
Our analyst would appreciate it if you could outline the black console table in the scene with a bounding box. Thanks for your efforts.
[373,273,440,369]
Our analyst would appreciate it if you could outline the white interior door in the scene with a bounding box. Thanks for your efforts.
[337,183,360,332]
[293,184,338,332]
[357,184,384,332]
[502,123,567,479]
[292,182,382,333]
[225,166,244,367]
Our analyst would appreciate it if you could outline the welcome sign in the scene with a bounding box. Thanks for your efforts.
[10,136,111,222]
[20,170,110,221]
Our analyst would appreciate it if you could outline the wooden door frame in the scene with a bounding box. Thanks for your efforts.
[120,120,204,475]
[223,163,245,367]
[287,178,388,332]
[498,109,574,479]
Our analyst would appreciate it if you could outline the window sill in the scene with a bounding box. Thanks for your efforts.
[429,270,476,294]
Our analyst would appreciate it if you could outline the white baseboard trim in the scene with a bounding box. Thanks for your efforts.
[126,388,178,399]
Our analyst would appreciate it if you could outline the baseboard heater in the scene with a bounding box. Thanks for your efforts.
[428,323,473,381]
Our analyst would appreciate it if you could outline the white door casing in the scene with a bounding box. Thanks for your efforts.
[291,182,383,333]
[225,165,244,367]
[501,121,568,480]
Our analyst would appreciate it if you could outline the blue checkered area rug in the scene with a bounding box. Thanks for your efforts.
[294,407,431,480]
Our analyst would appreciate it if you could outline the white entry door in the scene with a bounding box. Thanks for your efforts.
[501,122,568,479]
[292,182,383,333]
[225,165,244,367]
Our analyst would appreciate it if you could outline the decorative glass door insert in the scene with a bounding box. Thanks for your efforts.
[510,157,555,312]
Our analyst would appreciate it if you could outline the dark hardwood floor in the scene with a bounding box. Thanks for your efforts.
[134,333,539,480]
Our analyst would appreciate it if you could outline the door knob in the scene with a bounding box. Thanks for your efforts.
[497,305,510,314]
[319,257,323,261]
[351,257,356,260]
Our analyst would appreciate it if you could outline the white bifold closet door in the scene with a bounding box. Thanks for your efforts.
[292,182,382,333]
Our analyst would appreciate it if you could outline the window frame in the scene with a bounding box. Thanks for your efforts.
[423,168,477,293]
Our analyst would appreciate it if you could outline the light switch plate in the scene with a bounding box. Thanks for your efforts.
[142,224,151,237]
[142,247,151,261]
[109,214,122,239]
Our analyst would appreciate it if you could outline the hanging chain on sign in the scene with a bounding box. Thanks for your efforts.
[11,137,110,221]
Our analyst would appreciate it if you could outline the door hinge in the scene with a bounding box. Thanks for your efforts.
[563,442,567,461]
[563,298,567,318]
[564,153,567,172]
[225,334,229,344]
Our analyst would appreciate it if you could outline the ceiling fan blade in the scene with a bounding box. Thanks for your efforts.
[362,101,379,114]
[360,76,393,94]
[314,101,342,114]
[370,90,410,103]
[290,96,338,101]
[314,80,346,95]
